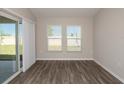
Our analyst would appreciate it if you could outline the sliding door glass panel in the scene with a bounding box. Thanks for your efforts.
[0,16,18,83]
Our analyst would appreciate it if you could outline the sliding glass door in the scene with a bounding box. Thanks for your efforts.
[0,15,19,83]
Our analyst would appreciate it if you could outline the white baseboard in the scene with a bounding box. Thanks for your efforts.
[36,58,94,61]
[94,59,124,83]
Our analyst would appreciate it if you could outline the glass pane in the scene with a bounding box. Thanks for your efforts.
[0,16,18,83]
[48,25,62,51]
[67,39,81,51]
[48,25,61,38]
[48,38,61,51]
[67,26,81,38]
[67,25,81,51]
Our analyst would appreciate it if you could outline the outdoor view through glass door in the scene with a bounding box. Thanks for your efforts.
[0,15,19,83]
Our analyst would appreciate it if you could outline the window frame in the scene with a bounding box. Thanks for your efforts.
[66,25,82,52]
[46,24,82,52]
[47,25,62,52]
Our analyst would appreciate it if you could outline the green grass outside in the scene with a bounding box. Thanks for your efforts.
[67,46,81,51]
[0,45,22,60]
[0,45,16,55]
[48,46,61,51]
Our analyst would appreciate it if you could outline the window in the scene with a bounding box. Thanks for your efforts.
[47,25,62,51]
[67,25,81,51]
[47,25,81,52]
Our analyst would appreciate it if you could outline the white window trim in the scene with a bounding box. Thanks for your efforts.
[66,25,82,52]
[47,25,62,52]
[46,24,82,52]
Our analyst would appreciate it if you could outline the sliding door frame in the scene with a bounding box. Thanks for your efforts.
[1,8,36,83]
[0,9,21,84]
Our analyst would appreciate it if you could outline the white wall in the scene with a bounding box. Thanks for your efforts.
[36,17,93,60]
[22,20,35,72]
[94,9,124,82]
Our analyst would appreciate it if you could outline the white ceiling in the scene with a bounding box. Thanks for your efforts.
[30,8,100,18]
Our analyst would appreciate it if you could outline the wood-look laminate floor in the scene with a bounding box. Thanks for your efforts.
[9,60,122,84]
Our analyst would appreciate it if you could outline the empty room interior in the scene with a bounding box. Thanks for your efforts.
[0,8,124,84]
